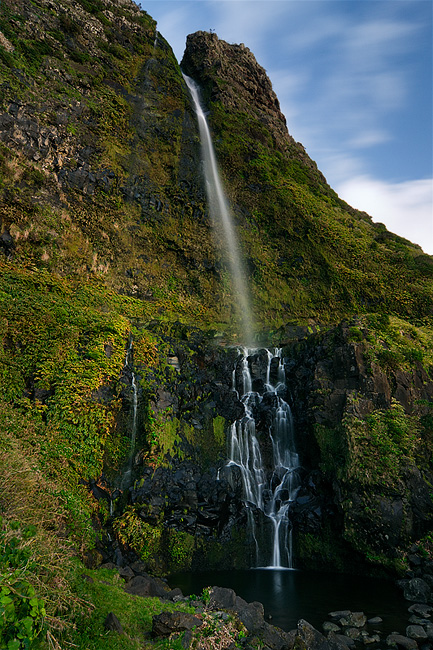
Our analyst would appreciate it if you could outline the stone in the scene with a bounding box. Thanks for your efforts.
[104,612,123,634]
[406,625,428,641]
[167,587,184,601]
[344,628,361,640]
[386,633,418,649]
[208,586,237,610]
[424,621,433,641]
[99,562,116,570]
[323,622,341,633]
[260,621,291,650]
[329,611,351,621]
[152,611,203,637]
[296,619,329,650]
[124,575,170,598]
[327,631,352,650]
[408,603,433,617]
[404,578,431,603]
[363,635,380,645]
[367,616,382,625]
[118,565,135,581]
[234,596,265,633]
[339,612,367,628]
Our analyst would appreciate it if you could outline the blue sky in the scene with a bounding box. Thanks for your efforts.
[142,0,433,254]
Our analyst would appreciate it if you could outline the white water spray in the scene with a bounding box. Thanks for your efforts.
[183,74,254,345]
[228,348,300,568]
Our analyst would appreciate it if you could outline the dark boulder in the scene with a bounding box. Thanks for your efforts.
[403,578,431,603]
[235,595,264,633]
[104,612,123,634]
[208,586,237,610]
[385,633,418,649]
[295,619,329,650]
[124,574,170,598]
[152,611,203,637]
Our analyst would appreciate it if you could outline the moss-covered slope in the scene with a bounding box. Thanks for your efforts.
[0,2,433,648]
[182,32,433,329]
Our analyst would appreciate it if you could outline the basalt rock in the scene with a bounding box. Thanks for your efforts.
[152,611,203,637]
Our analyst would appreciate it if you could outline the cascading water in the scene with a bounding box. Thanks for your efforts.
[184,75,300,567]
[183,74,254,345]
[228,348,300,568]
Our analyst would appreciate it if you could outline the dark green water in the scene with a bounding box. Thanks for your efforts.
[169,569,409,633]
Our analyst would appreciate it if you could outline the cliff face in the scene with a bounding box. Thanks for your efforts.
[1,6,432,332]
[0,3,433,645]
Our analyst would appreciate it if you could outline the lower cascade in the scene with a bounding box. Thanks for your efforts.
[227,348,300,568]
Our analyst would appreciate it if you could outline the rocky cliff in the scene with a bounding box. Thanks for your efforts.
[0,1,433,648]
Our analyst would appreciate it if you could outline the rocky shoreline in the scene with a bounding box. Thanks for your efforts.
[92,552,433,650]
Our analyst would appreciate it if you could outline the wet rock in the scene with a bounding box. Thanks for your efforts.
[339,612,367,628]
[362,634,380,645]
[104,612,123,634]
[403,578,431,603]
[323,622,341,633]
[329,611,351,621]
[386,633,418,649]
[344,628,361,640]
[367,616,382,625]
[408,603,433,617]
[296,619,329,650]
[208,586,237,610]
[406,625,428,641]
[152,611,203,637]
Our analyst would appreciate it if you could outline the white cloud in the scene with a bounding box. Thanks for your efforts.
[336,176,433,255]
[347,129,391,149]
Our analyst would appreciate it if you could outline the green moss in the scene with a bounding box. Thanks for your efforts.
[295,527,350,572]
[166,530,195,572]
[313,423,348,479]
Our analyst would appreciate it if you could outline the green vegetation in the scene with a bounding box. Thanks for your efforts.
[0,0,433,645]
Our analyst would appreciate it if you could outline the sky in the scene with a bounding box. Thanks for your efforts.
[142,0,433,255]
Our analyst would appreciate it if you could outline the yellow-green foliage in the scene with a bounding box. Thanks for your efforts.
[0,263,138,478]
[150,416,183,463]
[113,509,195,574]
[69,567,195,650]
[343,400,421,486]
[212,415,226,447]
[113,507,162,567]
[166,530,195,573]
[315,400,423,488]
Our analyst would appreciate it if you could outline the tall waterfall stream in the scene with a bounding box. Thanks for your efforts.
[183,74,254,345]
[184,74,300,568]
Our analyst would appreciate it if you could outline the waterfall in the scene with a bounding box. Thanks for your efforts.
[228,348,300,568]
[120,337,138,489]
[183,74,254,345]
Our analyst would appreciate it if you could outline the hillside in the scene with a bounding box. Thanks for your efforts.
[0,1,433,649]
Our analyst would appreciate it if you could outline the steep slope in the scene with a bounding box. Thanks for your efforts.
[0,3,433,648]
[182,32,433,328]
[0,5,432,334]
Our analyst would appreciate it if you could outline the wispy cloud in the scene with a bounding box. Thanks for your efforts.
[143,0,432,254]
[336,176,433,255]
